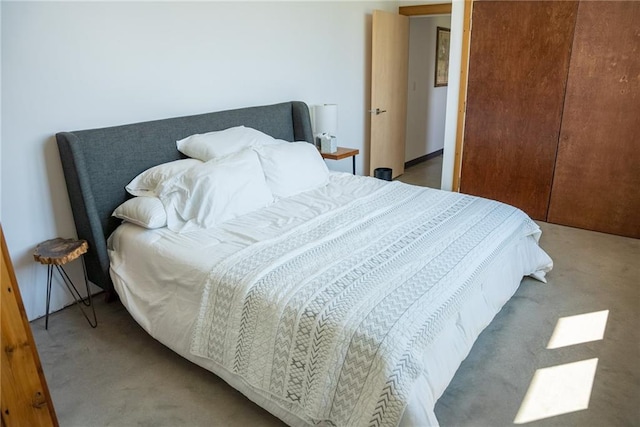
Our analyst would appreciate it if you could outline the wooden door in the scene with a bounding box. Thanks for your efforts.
[370,10,409,179]
[547,1,640,239]
[1,226,58,426]
[459,1,578,220]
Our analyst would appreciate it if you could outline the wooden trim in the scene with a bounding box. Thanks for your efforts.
[405,149,444,169]
[399,4,452,16]
[451,0,473,192]
[1,225,58,426]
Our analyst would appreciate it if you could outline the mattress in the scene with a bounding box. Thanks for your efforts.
[108,172,552,426]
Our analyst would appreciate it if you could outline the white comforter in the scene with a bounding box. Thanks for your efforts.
[109,173,552,427]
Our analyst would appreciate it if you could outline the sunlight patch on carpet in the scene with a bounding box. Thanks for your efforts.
[547,310,609,349]
[514,358,598,424]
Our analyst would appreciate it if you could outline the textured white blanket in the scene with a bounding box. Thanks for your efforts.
[191,183,543,427]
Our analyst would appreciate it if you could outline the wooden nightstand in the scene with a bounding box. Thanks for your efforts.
[33,238,97,329]
[320,147,360,174]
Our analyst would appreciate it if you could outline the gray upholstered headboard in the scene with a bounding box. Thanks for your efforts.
[56,101,313,296]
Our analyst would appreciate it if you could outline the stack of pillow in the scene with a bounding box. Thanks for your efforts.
[112,126,330,232]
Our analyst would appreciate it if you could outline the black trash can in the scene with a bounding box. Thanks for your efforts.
[374,167,392,181]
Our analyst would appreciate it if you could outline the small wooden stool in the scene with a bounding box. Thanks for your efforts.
[33,238,97,329]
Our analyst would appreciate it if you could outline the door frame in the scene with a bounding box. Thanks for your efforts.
[399,1,472,192]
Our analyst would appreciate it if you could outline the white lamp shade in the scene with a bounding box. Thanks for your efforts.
[313,104,338,136]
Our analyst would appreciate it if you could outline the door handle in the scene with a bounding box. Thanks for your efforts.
[368,108,387,115]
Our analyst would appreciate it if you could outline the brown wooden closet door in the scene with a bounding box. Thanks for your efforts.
[459,1,578,220]
[547,1,640,239]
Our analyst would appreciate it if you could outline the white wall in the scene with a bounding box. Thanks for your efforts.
[405,14,451,162]
[0,1,397,320]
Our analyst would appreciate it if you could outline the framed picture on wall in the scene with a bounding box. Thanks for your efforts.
[435,27,451,87]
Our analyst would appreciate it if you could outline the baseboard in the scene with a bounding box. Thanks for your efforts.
[405,149,444,169]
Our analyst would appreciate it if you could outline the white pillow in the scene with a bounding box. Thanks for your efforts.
[255,141,330,198]
[158,149,274,232]
[112,197,167,229]
[176,126,275,161]
[126,158,202,197]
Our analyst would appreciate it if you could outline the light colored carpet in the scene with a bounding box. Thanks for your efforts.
[31,221,640,426]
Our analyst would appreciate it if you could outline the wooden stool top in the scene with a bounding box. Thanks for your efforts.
[33,238,88,266]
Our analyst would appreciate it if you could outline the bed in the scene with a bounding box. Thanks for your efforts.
[57,101,552,427]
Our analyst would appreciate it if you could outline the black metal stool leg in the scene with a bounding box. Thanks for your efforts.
[45,265,53,330]
[80,256,97,327]
[53,261,97,328]
[56,264,89,306]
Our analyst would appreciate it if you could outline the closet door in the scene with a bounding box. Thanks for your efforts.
[547,1,640,238]
[459,1,578,220]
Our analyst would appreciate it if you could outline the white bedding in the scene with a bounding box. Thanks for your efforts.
[108,172,552,427]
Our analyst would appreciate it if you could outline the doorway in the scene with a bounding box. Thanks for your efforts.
[368,1,467,191]
[399,14,451,189]
[398,0,473,191]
